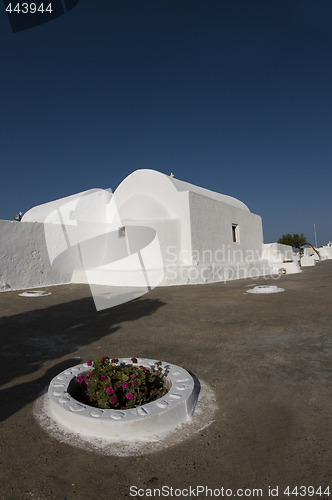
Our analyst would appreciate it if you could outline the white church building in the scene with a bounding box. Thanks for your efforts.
[113,169,285,285]
[0,169,299,295]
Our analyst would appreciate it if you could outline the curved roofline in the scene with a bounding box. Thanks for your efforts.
[22,188,102,222]
[167,176,249,212]
[121,169,250,212]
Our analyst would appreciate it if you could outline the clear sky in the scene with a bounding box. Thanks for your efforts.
[1,0,331,245]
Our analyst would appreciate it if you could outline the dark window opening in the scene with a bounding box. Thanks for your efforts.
[232,224,239,243]
[118,226,126,238]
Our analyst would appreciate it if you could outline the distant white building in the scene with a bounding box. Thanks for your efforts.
[318,242,332,260]
[0,169,300,292]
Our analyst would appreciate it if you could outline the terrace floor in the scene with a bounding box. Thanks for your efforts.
[0,261,331,499]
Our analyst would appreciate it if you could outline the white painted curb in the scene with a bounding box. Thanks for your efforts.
[48,358,198,441]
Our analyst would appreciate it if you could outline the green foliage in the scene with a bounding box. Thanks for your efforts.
[278,233,307,249]
[74,357,166,410]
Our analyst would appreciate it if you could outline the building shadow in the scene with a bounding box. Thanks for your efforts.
[0,294,166,422]
[0,358,80,422]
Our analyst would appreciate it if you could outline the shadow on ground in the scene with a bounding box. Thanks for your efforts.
[0,294,166,422]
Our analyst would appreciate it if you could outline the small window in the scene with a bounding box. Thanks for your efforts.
[232,223,239,243]
[118,226,126,238]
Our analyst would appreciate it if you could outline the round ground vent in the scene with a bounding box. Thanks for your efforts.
[246,285,285,294]
[18,290,51,297]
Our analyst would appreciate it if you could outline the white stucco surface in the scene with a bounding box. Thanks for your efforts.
[21,186,166,309]
[113,169,285,285]
[262,243,301,275]
[304,247,320,260]
[319,245,332,260]
[0,169,301,293]
[300,255,316,267]
[169,176,250,211]
[0,219,72,291]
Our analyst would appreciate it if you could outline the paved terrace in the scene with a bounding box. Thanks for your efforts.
[0,262,331,499]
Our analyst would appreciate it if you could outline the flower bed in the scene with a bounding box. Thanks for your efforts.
[69,357,168,410]
[48,358,198,441]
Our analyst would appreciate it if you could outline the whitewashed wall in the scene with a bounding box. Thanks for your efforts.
[0,219,72,291]
[262,243,300,274]
[0,169,301,291]
[319,245,332,259]
[114,170,274,284]
[114,169,192,266]
[181,191,270,283]
[262,243,294,263]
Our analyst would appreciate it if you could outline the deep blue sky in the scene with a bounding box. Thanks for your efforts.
[1,0,331,245]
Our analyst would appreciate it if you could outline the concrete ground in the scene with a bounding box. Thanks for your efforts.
[0,262,331,500]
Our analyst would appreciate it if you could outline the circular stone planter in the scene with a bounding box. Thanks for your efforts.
[246,285,285,294]
[48,358,198,441]
[18,290,51,297]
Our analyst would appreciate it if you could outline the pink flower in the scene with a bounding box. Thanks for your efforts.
[122,382,130,389]
[106,387,114,395]
[76,375,84,384]
[87,361,92,366]
[132,380,137,386]
[100,375,106,380]
[111,358,119,363]
[130,374,136,378]
[126,392,134,400]
[131,357,138,363]
[110,395,118,405]
[101,357,109,363]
